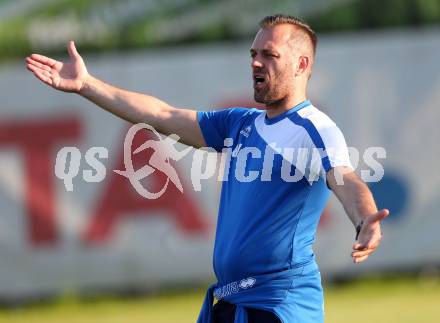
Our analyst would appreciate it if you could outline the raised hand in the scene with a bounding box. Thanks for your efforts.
[25,40,88,93]
[351,209,390,263]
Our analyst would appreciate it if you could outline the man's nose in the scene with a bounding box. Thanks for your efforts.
[252,58,263,68]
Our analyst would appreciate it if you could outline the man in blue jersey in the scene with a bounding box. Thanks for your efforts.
[26,14,388,323]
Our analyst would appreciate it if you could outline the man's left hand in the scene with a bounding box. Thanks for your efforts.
[351,209,390,263]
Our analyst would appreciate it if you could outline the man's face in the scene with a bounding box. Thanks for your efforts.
[250,25,297,106]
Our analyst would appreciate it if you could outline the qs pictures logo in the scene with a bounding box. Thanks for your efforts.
[114,124,192,199]
[55,123,192,199]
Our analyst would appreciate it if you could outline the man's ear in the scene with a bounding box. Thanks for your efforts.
[296,56,309,76]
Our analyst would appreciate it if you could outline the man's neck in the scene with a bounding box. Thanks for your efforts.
[265,95,307,119]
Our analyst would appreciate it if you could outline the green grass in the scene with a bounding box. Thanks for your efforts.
[0,276,439,323]
[325,275,440,323]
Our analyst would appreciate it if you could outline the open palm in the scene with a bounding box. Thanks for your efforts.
[25,41,88,93]
[351,209,389,263]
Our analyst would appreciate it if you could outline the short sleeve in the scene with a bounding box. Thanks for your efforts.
[197,108,253,152]
[289,110,353,181]
[317,124,353,174]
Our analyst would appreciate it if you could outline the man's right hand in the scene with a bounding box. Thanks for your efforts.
[25,40,207,148]
[26,40,88,93]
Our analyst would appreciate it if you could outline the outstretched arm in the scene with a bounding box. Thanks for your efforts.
[327,167,389,263]
[25,41,206,148]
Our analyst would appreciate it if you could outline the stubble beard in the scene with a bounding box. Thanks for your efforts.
[254,80,286,107]
[254,89,268,104]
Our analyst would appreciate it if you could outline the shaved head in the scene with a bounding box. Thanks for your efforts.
[259,14,317,56]
[287,27,315,56]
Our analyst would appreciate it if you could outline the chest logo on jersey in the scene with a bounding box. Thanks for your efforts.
[239,125,252,138]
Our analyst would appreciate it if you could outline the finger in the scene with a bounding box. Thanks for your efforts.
[33,69,53,85]
[26,57,52,72]
[26,63,45,74]
[30,54,59,67]
[27,64,52,84]
[352,242,367,250]
[370,209,390,223]
[67,40,80,59]
[352,248,374,258]
[353,255,369,263]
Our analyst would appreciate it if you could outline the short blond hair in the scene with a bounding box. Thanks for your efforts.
[259,14,317,55]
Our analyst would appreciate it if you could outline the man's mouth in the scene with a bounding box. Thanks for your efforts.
[253,74,266,89]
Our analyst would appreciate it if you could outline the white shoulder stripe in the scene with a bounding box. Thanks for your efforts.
[254,112,309,148]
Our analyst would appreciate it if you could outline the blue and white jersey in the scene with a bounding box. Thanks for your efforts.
[197,100,352,285]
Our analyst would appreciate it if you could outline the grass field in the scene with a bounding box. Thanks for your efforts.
[0,275,438,323]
